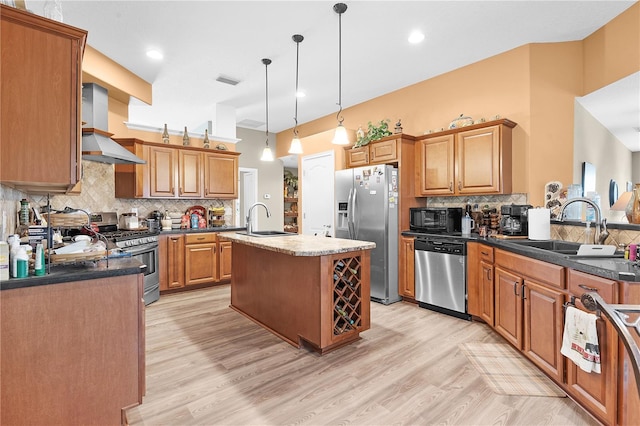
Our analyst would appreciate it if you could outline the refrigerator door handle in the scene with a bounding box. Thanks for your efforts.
[347,188,355,239]
[351,188,357,239]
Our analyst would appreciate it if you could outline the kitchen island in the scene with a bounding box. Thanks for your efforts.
[1,258,146,425]
[220,233,375,354]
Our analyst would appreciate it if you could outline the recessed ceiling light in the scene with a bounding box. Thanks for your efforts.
[408,30,425,44]
[146,49,163,60]
[296,91,306,98]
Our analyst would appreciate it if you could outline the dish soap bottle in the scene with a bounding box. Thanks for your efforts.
[584,222,592,244]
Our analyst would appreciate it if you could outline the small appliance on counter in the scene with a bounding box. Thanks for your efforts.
[409,207,462,234]
[499,204,533,236]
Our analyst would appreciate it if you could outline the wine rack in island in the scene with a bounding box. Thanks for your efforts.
[332,256,363,335]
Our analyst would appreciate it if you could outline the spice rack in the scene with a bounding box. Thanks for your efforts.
[332,256,363,335]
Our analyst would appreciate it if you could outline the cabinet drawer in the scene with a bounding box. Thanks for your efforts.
[478,245,494,263]
[495,249,564,289]
[567,269,617,304]
[185,233,216,244]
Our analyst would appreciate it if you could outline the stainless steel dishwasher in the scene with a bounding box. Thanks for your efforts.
[414,237,470,320]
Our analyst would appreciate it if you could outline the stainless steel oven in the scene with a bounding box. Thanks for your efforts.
[118,237,159,305]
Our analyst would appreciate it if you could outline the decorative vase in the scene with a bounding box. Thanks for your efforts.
[626,184,640,224]
[161,123,170,144]
[182,126,190,146]
[203,129,210,149]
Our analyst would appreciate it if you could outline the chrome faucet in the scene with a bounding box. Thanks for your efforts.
[246,202,271,235]
[559,197,609,244]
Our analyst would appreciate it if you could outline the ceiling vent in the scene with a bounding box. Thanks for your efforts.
[237,119,265,129]
[216,75,241,86]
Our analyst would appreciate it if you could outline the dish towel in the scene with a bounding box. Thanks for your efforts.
[561,306,601,374]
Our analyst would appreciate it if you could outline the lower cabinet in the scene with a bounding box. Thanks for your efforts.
[469,245,628,426]
[159,232,232,292]
[185,233,217,286]
[398,236,415,298]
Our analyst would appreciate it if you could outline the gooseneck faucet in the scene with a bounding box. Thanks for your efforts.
[558,197,609,244]
[246,202,271,235]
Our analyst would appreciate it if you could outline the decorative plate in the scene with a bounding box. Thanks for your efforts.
[187,205,206,217]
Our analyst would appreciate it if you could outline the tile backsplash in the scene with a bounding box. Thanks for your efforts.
[426,193,529,211]
[3,161,235,233]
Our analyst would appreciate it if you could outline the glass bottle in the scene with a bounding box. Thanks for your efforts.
[161,124,170,144]
[19,199,29,225]
[626,184,640,224]
[203,129,210,149]
[182,126,190,146]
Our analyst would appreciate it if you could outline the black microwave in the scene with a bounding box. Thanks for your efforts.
[409,207,463,234]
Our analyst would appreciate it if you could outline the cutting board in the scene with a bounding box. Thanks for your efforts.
[576,244,617,256]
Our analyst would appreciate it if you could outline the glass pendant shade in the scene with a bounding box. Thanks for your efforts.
[261,145,274,162]
[288,137,303,154]
[332,123,349,145]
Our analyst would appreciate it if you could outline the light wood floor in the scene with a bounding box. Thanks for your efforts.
[126,285,599,426]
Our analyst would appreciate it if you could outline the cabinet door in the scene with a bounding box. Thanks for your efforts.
[185,243,217,285]
[0,6,86,192]
[479,260,495,325]
[494,266,523,348]
[398,236,415,298]
[456,125,500,194]
[178,150,202,198]
[415,135,455,196]
[218,241,232,281]
[203,152,238,199]
[148,146,176,197]
[565,297,618,426]
[523,279,564,383]
[345,147,369,168]
[166,235,184,288]
[369,139,397,164]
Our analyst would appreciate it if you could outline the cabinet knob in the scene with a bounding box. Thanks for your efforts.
[458,181,462,190]
[449,182,453,191]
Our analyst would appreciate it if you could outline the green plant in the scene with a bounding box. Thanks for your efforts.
[354,119,392,147]
[284,170,298,190]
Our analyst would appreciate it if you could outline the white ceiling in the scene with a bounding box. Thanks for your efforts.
[29,1,638,150]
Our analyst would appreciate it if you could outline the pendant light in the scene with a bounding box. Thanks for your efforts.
[260,58,274,161]
[332,3,349,145]
[288,34,304,155]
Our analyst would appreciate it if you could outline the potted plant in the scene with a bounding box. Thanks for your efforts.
[354,119,393,148]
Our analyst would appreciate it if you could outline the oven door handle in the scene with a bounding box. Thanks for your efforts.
[122,241,158,256]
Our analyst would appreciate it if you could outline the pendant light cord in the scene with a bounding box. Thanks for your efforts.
[293,35,303,138]
[334,3,347,125]
[262,58,271,146]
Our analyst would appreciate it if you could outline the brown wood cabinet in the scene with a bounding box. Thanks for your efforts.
[185,233,217,285]
[165,234,185,290]
[494,265,524,347]
[399,235,415,299]
[566,269,618,426]
[0,5,87,193]
[467,243,496,325]
[218,240,233,281]
[344,136,400,168]
[114,139,240,199]
[415,119,515,196]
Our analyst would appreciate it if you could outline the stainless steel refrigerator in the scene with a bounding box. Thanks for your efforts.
[335,165,400,305]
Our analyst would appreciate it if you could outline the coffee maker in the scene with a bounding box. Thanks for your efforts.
[500,204,533,236]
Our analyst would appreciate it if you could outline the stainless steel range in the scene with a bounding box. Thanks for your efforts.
[90,212,160,305]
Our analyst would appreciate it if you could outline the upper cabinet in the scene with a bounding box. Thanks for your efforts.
[344,135,402,168]
[0,5,87,193]
[415,119,516,196]
[114,139,239,199]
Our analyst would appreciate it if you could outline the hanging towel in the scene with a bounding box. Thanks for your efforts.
[561,306,601,374]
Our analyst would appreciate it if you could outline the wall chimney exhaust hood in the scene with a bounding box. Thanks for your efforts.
[82,83,145,165]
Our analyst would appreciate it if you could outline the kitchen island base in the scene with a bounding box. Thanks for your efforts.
[227,235,372,354]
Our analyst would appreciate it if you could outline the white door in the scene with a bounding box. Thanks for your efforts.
[301,151,335,236]
[236,168,258,227]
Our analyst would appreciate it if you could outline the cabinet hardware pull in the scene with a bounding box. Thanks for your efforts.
[197,237,204,240]
[481,251,489,256]
[486,269,492,281]
[458,181,462,190]
[514,283,519,296]
[521,283,526,300]
[449,182,453,192]
[578,284,599,292]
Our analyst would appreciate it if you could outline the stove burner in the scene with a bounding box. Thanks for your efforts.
[99,229,159,248]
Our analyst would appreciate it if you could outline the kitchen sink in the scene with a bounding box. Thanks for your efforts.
[502,239,623,258]
[236,230,297,237]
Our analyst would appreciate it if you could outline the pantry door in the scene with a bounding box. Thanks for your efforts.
[301,151,335,236]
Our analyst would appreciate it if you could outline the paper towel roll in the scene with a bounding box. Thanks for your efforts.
[528,208,550,240]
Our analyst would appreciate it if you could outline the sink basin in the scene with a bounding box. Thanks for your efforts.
[236,230,297,238]
[502,239,623,258]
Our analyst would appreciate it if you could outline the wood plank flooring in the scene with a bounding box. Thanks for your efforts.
[126,285,599,425]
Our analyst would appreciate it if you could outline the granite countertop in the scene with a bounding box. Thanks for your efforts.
[159,226,246,235]
[0,258,147,291]
[219,232,376,256]
[402,231,640,283]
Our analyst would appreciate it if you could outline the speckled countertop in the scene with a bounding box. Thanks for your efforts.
[219,232,376,256]
[0,258,147,291]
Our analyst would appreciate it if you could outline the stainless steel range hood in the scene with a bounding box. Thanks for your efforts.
[82,83,145,165]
